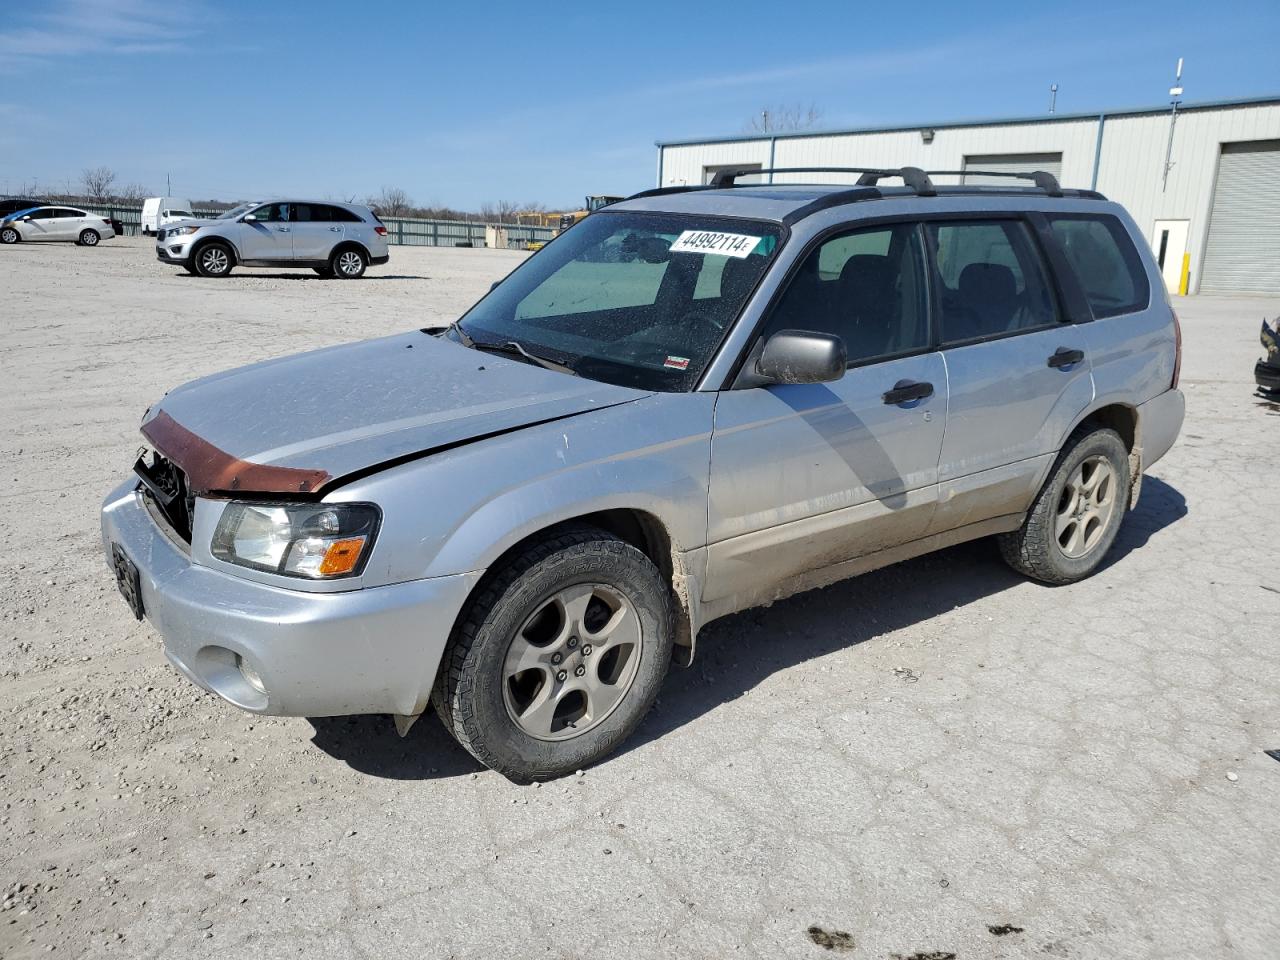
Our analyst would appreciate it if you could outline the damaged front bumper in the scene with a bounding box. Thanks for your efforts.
[100,479,479,718]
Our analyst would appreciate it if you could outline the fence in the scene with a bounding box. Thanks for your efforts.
[72,201,553,248]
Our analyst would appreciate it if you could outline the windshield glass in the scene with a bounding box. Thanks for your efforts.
[456,211,782,391]
[217,203,255,220]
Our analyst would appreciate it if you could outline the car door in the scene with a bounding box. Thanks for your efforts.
[923,216,1094,534]
[290,203,342,261]
[238,202,293,260]
[61,207,90,239]
[703,221,946,608]
[22,208,61,241]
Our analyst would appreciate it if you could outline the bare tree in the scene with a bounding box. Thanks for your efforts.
[367,186,411,217]
[81,166,117,203]
[116,182,150,203]
[478,200,524,224]
[745,103,823,134]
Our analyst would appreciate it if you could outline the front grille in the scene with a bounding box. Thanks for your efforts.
[134,451,194,543]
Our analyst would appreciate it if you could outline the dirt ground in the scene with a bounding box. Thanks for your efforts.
[2,237,1278,960]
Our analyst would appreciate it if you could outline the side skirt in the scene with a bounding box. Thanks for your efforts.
[696,513,1025,628]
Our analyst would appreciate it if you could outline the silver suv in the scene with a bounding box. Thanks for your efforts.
[156,199,390,278]
[104,167,1184,780]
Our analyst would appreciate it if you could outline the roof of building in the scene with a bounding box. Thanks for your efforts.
[655,93,1280,148]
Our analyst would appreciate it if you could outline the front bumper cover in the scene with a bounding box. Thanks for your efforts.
[100,479,479,717]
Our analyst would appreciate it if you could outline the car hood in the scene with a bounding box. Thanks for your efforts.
[142,331,651,495]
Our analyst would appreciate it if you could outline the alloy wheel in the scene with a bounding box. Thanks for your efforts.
[0,228,17,244]
[338,251,363,276]
[1055,454,1117,558]
[81,230,99,246]
[502,583,643,741]
[200,247,229,274]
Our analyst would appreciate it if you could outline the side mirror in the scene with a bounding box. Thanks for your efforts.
[490,280,500,291]
[20,215,32,222]
[242,213,258,222]
[756,330,847,385]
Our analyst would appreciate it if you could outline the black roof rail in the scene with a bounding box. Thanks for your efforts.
[926,169,1063,196]
[708,166,938,197]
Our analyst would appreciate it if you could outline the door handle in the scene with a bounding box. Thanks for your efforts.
[277,227,291,233]
[882,379,934,405]
[1047,347,1085,369]
[329,226,342,232]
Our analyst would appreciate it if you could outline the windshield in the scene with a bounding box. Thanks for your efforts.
[4,207,39,221]
[456,211,782,391]
[217,203,255,220]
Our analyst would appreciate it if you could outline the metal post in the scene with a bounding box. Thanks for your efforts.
[1049,84,1058,114]
[1091,114,1106,191]
[1162,57,1185,192]
[768,136,776,184]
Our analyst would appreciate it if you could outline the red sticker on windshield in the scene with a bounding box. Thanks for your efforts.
[664,356,690,370]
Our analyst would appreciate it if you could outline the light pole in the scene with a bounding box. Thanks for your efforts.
[1162,58,1184,192]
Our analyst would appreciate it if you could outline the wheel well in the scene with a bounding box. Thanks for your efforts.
[1075,403,1137,451]
[331,240,370,261]
[191,236,237,262]
[474,509,695,663]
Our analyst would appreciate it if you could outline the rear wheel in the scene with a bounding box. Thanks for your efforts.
[0,226,19,244]
[999,427,1130,584]
[77,229,100,246]
[433,527,673,781]
[193,241,233,277]
[330,246,367,279]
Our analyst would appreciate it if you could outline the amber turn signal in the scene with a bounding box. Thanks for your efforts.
[317,536,367,576]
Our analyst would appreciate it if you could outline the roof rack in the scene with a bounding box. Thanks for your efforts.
[926,169,1063,196]
[709,166,937,196]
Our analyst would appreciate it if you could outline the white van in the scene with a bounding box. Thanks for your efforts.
[141,197,195,236]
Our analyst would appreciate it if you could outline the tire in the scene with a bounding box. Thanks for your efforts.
[432,526,674,781]
[0,226,19,244]
[78,229,100,246]
[329,246,367,279]
[193,241,234,277]
[999,427,1130,584]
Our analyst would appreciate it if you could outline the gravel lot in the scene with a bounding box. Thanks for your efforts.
[2,237,1278,960]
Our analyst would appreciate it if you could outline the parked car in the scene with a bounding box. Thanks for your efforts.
[0,197,42,219]
[1257,317,1280,397]
[141,197,195,235]
[1,205,116,246]
[155,200,389,278]
[102,167,1184,780]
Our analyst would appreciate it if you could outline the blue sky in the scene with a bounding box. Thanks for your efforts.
[2,0,1278,209]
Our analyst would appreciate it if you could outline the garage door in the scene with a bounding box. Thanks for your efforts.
[1200,140,1280,294]
[962,153,1063,186]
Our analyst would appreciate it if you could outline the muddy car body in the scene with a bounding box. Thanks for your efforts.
[103,167,1185,779]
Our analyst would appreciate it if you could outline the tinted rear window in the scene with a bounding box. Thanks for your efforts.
[1048,215,1150,318]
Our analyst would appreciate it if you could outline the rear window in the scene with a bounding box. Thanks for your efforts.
[1048,215,1150,318]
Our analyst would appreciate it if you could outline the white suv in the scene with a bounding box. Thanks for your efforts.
[156,199,390,278]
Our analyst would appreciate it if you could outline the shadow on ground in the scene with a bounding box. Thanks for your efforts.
[308,476,1187,779]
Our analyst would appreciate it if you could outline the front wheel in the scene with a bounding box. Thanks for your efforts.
[433,527,673,781]
[0,226,19,244]
[330,247,367,279]
[193,241,233,277]
[999,427,1130,584]
[78,229,101,246]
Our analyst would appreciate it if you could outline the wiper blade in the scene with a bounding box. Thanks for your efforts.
[439,319,474,347]
[474,339,577,376]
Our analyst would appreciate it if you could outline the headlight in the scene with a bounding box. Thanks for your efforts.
[168,225,201,236]
[211,502,380,579]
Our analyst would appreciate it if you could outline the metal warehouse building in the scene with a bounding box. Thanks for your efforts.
[655,95,1280,295]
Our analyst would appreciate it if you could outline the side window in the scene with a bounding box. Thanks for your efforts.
[251,203,288,223]
[927,219,1058,343]
[330,206,362,223]
[1048,215,1150,318]
[59,208,86,218]
[761,223,929,365]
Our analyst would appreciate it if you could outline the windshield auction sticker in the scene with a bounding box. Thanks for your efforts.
[669,230,761,259]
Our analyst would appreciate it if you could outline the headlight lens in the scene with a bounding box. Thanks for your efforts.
[168,225,200,236]
[211,502,380,579]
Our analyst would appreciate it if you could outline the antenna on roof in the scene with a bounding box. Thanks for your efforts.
[1162,57,1185,192]
[1049,83,1058,115]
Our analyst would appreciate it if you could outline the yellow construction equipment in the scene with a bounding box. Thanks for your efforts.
[527,195,623,251]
